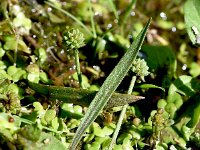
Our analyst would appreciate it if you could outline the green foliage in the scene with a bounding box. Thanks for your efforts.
[16,125,66,150]
[28,82,143,109]
[141,45,176,77]
[189,62,200,77]
[0,82,23,114]
[26,64,40,83]
[70,19,151,149]
[3,35,31,54]
[0,113,21,133]
[37,48,47,64]
[184,0,200,46]
[18,125,41,142]
[38,132,66,150]
[136,84,165,91]
[168,75,200,96]
[0,0,200,149]
[7,66,26,82]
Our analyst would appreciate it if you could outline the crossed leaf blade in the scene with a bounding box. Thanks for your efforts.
[70,19,151,149]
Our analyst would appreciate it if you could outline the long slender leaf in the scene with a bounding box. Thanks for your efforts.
[119,0,137,35]
[88,0,97,38]
[70,18,151,149]
[135,83,165,91]
[28,82,144,109]
[45,1,93,37]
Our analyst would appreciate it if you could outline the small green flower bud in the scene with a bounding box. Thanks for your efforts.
[131,58,150,81]
[63,27,85,50]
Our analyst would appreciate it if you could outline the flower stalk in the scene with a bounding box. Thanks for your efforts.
[63,27,85,88]
[109,58,150,149]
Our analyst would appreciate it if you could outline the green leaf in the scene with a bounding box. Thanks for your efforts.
[51,117,59,130]
[184,0,200,46]
[167,92,183,109]
[70,18,151,149]
[7,66,26,82]
[0,61,7,70]
[39,71,51,84]
[189,62,200,77]
[141,45,176,77]
[13,12,32,33]
[174,93,200,132]
[186,94,200,128]
[135,84,165,91]
[20,132,66,150]
[0,113,21,133]
[48,12,65,23]
[38,48,47,64]
[0,69,12,81]
[33,102,44,111]
[3,35,31,54]
[0,47,5,58]
[29,82,144,109]
[101,124,115,136]
[157,99,167,109]
[93,122,105,137]
[44,109,56,124]
[26,64,40,83]
[19,125,41,142]
[168,75,200,97]
[45,1,93,37]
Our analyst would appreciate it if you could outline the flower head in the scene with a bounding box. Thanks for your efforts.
[131,58,150,82]
[63,27,85,50]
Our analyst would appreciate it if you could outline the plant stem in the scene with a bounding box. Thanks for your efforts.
[45,1,93,37]
[119,0,137,36]
[109,76,137,150]
[74,49,84,88]
[88,0,97,39]
[70,20,150,149]
[108,0,119,20]
[14,34,19,66]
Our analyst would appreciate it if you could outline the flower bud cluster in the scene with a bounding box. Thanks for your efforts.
[63,27,85,50]
[131,58,150,81]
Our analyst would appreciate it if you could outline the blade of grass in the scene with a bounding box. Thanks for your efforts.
[28,82,144,109]
[45,1,93,37]
[70,18,151,150]
[88,0,97,38]
[119,0,137,35]
[108,0,119,20]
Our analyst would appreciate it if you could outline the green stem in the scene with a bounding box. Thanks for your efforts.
[119,0,137,36]
[45,1,93,37]
[108,0,119,20]
[127,76,137,94]
[70,19,150,149]
[14,34,19,66]
[109,76,137,150]
[74,49,84,88]
[88,0,97,39]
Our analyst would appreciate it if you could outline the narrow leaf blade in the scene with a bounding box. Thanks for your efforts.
[70,18,151,149]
